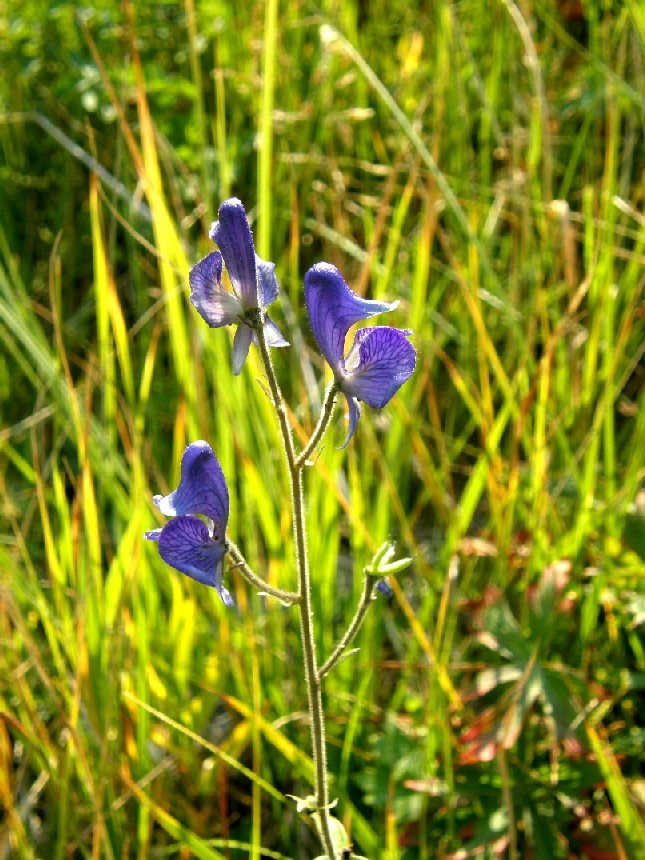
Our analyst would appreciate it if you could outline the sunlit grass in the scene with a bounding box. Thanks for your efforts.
[1,0,644,857]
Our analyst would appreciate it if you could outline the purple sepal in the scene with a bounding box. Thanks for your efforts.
[157,515,233,606]
[189,251,243,328]
[191,198,287,374]
[232,324,254,375]
[343,327,416,408]
[304,262,416,446]
[304,262,397,375]
[153,441,229,540]
[256,256,279,308]
[339,395,361,449]
[257,316,289,348]
[209,198,258,309]
[146,441,233,606]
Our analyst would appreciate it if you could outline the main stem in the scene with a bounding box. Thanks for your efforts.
[253,316,337,860]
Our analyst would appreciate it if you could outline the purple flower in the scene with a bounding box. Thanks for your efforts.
[144,441,234,606]
[304,262,416,447]
[189,198,288,374]
[376,579,394,598]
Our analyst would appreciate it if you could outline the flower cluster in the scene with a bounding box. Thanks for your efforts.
[146,198,416,597]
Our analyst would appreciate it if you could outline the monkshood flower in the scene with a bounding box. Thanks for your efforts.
[189,197,288,374]
[144,441,234,607]
[304,262,416,447]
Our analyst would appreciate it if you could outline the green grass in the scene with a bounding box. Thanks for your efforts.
[1,0,644,857]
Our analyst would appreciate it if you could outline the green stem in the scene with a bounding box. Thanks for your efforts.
[252,315,337,860]
[296,382,339,468]
[227,540,301,605]
[319,576,377,680]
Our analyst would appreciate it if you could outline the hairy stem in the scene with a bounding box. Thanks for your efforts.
[253,315,337,860]
[319,576,377,680]
[296,381,339,468]
[227,540,301,605]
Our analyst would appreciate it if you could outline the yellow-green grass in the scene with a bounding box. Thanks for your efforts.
[1,0,644,857]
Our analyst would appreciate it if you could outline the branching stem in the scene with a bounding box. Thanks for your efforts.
[319,576,376,680]
[296,382,339,468]
[227,540,301,605]
[253,313,338,860]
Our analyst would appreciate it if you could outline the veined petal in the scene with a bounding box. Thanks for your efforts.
[189,251,243,327]
[153,441,229,538]
[232,323,254,375]
[209,198,258,309]
[343,327,416,409]
[157,515,232,604]
[339,394,361,449]
[304,263,398,375]
[144,528,162,541]
[256,256,279,308]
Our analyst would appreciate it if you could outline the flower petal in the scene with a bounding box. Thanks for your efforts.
[343,327,416,408]
[231,323,254,375]
[157,515,232,604]
[153,441,229,537]
[217,584,235,607]
[189,251,243,327]
[262,316,289,347]
[304,263,398,375]
[256,256,279,308]
[250,318,289,347]
[209,198,258,309]
[339,394,361,449]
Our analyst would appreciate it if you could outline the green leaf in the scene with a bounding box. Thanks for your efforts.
[311,813,350,854]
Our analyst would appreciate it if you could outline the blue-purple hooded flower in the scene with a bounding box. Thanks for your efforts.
[145,441,234,606]
[304,262,416,446]
[189,198,288,374]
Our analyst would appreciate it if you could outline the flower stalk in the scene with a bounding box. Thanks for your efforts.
[297,381,339,468]
[320,544,412,681]
[319,576,377,680]
[253,312,338,860]
[226,539,301,605]
[147,198,417,859]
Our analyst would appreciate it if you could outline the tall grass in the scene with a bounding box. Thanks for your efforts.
[1,0,644,857]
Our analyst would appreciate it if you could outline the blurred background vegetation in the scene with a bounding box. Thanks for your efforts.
[1,0,644,857]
